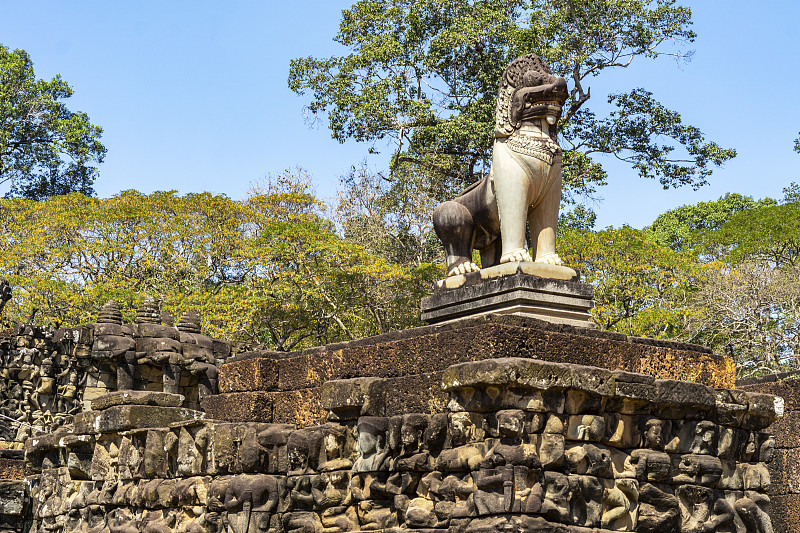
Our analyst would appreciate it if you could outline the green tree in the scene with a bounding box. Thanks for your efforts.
[334,163,443,266]
[558,203,596,231]
[289,0,735,210]
[0,45,105,199]
[559,226,705,337]
[686,262,800,377]
[695,202,800,267]
[645,193,776,252]
[783,182,800,204]
[0,177,429,350]
[670,193,800,376]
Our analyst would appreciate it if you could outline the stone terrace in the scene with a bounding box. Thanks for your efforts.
[203,314,735,427]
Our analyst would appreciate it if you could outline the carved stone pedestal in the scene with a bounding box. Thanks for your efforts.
[420,262,594,327]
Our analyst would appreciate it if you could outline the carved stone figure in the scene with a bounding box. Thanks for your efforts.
[56,356,81,413]
[353,417,390,473]
[676,485,734,533]
[673,453,723,486]
[176,424,211,477]
[734,496,774,533]
[350,417,396,530]
[35,354,56,395]
[689,420,718,455]
[392,413,430,472]
[428,471,475,521]
[319,424,353,472]
[314,469,357,533]
[140,509,177,533]
[436,412,484,472]
[108,508,139,533]
[759,433,776,463]
[620,418,671,482]
[636,483,679,533]
[387,414,432,525]
[432,54,568,275]
[224,474,279,533]
[474,410,542,515]
[540,471,570,522]
[284,429,324,533]
[567,474,603,527]
[564,443,612,478]
[136,297,161,325]
[601,478,639,531]
[170,311,219,401]
[567,414,606,442]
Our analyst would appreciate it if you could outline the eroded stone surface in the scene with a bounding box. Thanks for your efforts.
[18,355,781,533]
[0,286,786,533]
[90,390,185,411]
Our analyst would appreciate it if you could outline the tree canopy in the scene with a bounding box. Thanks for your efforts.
[0,45,105,199]
[644,193,776,252]
[560,225,706,338]
[289,0,735,206]
[1,181,797,377]
[0,176,436,350]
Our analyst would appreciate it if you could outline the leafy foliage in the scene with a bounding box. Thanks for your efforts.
[0,45,105,199]
[289,0,735,208]
[0,178,434,350]
[334,163,442,266]
[645,193,776,252]
[558,203,596,231]
[783,182,800,204]
[687,263,800,377]
[644,192,800,376]
[695,202,800,267]
[560,226,705,337]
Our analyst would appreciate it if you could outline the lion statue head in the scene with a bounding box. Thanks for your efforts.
[494,53,568,138]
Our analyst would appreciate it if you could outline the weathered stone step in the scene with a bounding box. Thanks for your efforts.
[217,314,732,397]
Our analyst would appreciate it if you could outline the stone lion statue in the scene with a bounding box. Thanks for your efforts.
[433,54,568,276]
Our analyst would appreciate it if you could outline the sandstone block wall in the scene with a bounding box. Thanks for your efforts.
[738,373,800,533]
[204,315,736,429]
[0,315,232,448]
[23,356,781,533]
[0,311,781,532]
[0,450,26,533]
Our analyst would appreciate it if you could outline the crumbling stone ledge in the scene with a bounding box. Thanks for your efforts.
[208,315,734,426]
[23,356,781,533]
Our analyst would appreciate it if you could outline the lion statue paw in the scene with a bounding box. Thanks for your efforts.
[447,261,481,277]
[500,249,533,264]
[536,252,563,266]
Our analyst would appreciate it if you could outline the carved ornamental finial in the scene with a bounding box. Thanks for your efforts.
[135,297,161,324]
[176,310,202,334]
[97,301,123,325]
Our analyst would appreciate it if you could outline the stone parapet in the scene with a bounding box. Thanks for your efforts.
[23,356,780,533]
[0,313,232,448]
[209,315,734,428]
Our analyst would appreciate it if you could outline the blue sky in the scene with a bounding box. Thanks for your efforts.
[1,1,798,228]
